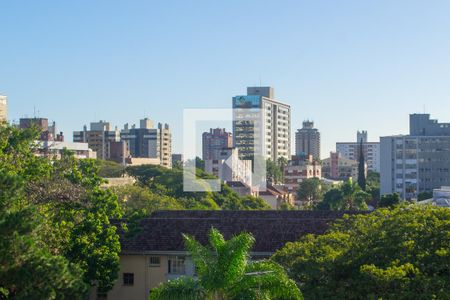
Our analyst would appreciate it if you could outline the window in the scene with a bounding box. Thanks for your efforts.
[123,273,134,286]
[149,256,161,267]
[168,256,185,275]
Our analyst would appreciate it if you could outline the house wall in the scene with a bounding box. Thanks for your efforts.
[90,254,195,300]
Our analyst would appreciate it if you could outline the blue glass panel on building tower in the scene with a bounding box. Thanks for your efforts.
[232,95,261,108]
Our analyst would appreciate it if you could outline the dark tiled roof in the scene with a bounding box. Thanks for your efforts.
[115,210,360,254]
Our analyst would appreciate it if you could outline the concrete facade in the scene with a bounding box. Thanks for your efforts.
[284,155,321,192]
[120,119,172,168]
[322,151,365,181]
[35,141,97,159]
[204,147,252,187]
[202,128,233,160]
[0,95,7,122]
[381,114,450,200]
[73,121,120,160]
[336,142,380,172]
[336,131,380,172]
[232,87,291,161]
[380,135,450,200]
[295,121,321,160]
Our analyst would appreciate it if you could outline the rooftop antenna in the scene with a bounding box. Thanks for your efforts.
[33,106,36,118]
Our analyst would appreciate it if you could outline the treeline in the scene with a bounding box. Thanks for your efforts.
[98,160,271,218]
[272,204,450,299]
[295,171,382,210]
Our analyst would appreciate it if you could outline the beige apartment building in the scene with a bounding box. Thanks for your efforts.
[73,121,120,160]
[0,95,7,122]
[322,151,367,181]
[158,123,172,168]
[90,210,351,300]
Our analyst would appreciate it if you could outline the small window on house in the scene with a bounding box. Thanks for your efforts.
[123,273,134,286]
[149,256,161,267]
[168,256,185,275]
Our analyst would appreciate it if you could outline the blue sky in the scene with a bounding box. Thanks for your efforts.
[1,0,450,158]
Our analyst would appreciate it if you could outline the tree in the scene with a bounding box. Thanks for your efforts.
[296,178,322,208]
[378,193,400,208]
[357,138,366,191]
[97,159,125,178]
[125,164,272,212]
[241,195,271,210]
[266,159,283,184]
[272,205,450,299]
[0,126,88,299]
[195,156,205,171]
[150,228,303,300]
[418,191,433,201]
[113,184,184,217]
[315,178,370,211]
[0,125,123,295]
[367,171,380,185]
[29,154,123,291]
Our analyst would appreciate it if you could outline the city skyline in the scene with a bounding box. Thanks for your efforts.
[2,1,450,158]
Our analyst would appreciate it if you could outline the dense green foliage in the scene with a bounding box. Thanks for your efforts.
[150,228,303,300]
[124,164,270,214]
[0,125,122,299]
[266,157,287,184]
[97,159,125,178]
[379,193,401,208]
[315,178,370,210]
[418,191,433,201]
[366,170,380,206]
[296,178,323,208]
[272,205,450,299]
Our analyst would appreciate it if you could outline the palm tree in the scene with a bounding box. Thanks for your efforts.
[149,228,303,300]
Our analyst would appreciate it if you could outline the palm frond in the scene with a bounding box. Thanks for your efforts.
[149,276,206,300]
[228,259,303,300]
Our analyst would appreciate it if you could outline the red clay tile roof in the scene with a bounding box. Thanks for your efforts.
[114,210,361,254]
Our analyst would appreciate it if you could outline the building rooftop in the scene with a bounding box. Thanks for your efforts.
[114,210,362,254]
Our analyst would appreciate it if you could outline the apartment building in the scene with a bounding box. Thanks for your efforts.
[0,95,7,122]
[35,141,97,159]
[284,155,321,192]
[381,114,450,200]
[232,87,291,161]
[204,147,252,187]
[202,128,233,160]
[73,121,120,160]
[295,121,321,160]
[322,151,366,181]
[120,119,172,168]
[336,131,380,172]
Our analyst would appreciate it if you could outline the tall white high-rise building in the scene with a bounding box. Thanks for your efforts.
[0,95,7,122]
[232,87,291,161]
